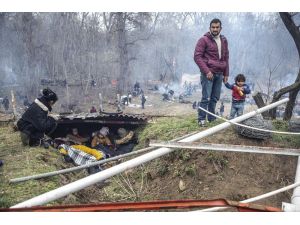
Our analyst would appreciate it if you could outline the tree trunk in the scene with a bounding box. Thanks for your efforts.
[252,91,270,119]
[116,12,129,94]
[279,13,300,59]
[0,13,6,87]
[273,12,300,120]
[269,69,300,119]
[284,69,300,120]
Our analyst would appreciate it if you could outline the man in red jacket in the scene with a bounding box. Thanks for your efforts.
[194,18,229,127]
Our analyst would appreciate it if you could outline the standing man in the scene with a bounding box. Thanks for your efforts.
[194,18,229,127]
[141,91,146,109]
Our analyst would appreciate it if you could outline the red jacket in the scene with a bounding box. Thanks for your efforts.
[225,82,251,102]
[194,32,229,77]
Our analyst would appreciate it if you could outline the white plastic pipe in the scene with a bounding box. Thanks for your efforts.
[197,180,300,212]
[11,98,289,208]
[291,157,300,205]
[282,202,300,212]
[181,98,289,142]
[283,156,300,212]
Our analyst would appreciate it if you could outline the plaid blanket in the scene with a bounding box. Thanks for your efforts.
[59,144,99,166]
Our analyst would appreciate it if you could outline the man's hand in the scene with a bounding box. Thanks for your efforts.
[49,114,60,121]
[223,76,228,83]
[206,71,214,80]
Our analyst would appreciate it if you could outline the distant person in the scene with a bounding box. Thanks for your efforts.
[194,18,229,127]
[134,81,140,91]
[159,73,165,82]
[192,101,197,109]
[90,79,96,87]
[121,95,129,106]
[17,88,59,146]
[162,93,169,101]
[2,96,9,112]
[90,106,97,113]
[219,101,225,117]
[179,94,184,103]
[133,81,140,96]
[168,89,174,100]
[224,74,251,119]
[128,92,132,104]
[141,92,146,109]
[187,82,192,96]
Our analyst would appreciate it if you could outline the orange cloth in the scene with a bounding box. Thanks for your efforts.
[91,134,112,148]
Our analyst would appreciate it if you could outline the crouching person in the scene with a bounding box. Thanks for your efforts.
[17,88,58,146]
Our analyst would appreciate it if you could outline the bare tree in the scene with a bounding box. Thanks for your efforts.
[104,12,158,93]
[266,49,284,102]
[1,12,299,113]
[0,13,7,87]
[270,12,300,120]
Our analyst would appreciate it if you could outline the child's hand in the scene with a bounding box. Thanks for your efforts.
[236,86,244,92]
[235,86,244,96]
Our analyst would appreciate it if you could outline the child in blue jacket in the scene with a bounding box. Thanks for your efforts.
[224,74,251,119]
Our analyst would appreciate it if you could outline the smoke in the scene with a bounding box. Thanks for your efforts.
[2,64,20,84]
[0,12,299,101]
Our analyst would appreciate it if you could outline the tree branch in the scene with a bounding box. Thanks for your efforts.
[273,81,300,100]
[125,13,159,46]
[279,12,300,58]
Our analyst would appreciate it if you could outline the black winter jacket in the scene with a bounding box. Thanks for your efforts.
[17,97,57,142]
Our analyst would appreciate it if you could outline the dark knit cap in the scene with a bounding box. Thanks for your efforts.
[42,88,58,102]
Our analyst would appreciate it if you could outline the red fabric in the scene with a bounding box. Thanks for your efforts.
[232,86,246,101]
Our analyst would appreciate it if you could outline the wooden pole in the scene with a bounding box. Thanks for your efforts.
[252,91,270,119]
[10,90,17,118]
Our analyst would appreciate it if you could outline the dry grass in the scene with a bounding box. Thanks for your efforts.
[1,110,299,208]
[0,125,67,207]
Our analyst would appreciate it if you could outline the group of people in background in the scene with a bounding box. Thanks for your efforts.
[119,82,146,110]
[182,81,197,96]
